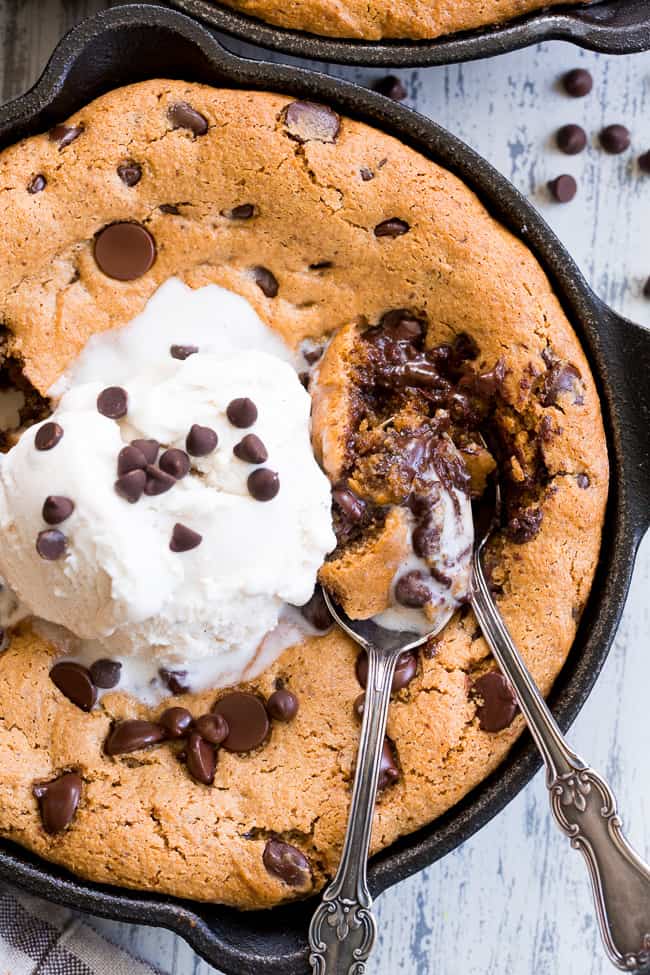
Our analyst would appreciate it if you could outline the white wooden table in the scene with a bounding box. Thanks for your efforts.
[1,4,648,973]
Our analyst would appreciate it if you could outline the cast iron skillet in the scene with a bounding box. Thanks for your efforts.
[0,6,648,973]
[166,0,650,67]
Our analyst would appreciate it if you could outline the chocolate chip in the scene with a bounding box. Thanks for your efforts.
[267,689,299,722]
[36,529,66,561]
[263,838,311,887]
[50,662,97,711]
[356,650,417,693]
[89,658,122,689]
[144,465,176,496]
[303,344,324,365]
[186,732,217,785]
[160,706,193,739]
[248,468,279,502]
[131,438,159,464]
[394,570,431,608]
[222,203,256,219]
[506,506,543,544]
[42,495,74,525]
[33,772,82,833]
[213,692,270,752]
[360,167,375,181]
[159,203,180,215]
[353,692,365,721]
[167,102,208,136]
[170,523,202,552]
[373,75,407,101]
[577,473,590,489]
[233,433,268,464]
[117,161,142,186]
[194,713,229,744]
[299,586,333,631]
[97,386,128,419]
[599,124,631,154]
[159,668,190,695]
[332,484,366,522]
[378,737,400,790]
[548,174,577,203]
[115,469,146,504]
[285,101,340,144]
[639,151,650,174]
[104,720,165,755]
[227,398,257,428]
[556,123,587,155]
[28,174,46,194]
[49,124,83,149]
[117,445,147,476]
[170,344,198,360]
[94,223,156,281]
[378,308,426,342]
[308,260,333,271]
[471,671,518,732]
[34,422,63,451]
[186,423,218,456]
[563,68,593,97]
[159,448,190,479]
[251,266,279,298]
[374,218,410,238]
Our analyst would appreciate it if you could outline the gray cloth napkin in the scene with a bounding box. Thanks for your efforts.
[0,883,160,975]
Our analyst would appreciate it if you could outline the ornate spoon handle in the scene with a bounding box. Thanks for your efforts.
[309,646,399,974]
[472,558,650,972]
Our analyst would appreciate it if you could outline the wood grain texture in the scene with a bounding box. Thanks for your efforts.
[1,3,648,973]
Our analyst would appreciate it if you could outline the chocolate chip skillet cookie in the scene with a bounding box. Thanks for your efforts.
[0,81,607,908]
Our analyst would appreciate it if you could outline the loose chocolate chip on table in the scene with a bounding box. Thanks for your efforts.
[50,661,97,711]
[471,671,518,732]
[639,151,650,174]
[28,174,46,194]
[263,838,311,886]
[117,444,147,476]
[194,713,229,744]
[374,218,410,238]
[167,101,208,136]
[131,438,159,464]
[94,222,156,281]
[251,266,279,298]
[186,732,217,786]
[89,658,122,689]
[159,448,191,479]
[233,433,268,464]
[284,101,340,144]
[42,495,74,525]
[373,75,407,101]
[115,469,146,504]
[299,585,333,631]
[97,386,128,419]
[267,689,299,722]
[353,692,366,721]
[49,124,83,149]
[104,719,165,755]
[160,706,193,739]
[227,397,258,428]
[548,174,577,203]
[556,123,587,155]
[186,423,218,457]
[248,468,280,502]
[378,738,400,790]
[563,68,593,98]
[170,344,198,360]
[144,465,176,496]
[222,203,256,219]
[36,529,66,561]
[170,523,203,553]
[356,650,418,693]
[34,421,63,451]
[599,124,631,154]
[117,161,142,186]
[394,570,432,608]
[213,692,270,752]
[159,667,190,695]
[33,772,82,833]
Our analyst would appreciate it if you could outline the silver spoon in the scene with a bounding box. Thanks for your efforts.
[309,482,650,974]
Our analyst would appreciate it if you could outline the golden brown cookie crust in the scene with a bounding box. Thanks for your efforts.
[0,81,608,908]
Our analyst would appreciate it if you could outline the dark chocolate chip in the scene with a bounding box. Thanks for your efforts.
[160,706,193,739]
[28,174,46,194]
[167,102,208,136]
[308,260,333,271]
[117,161,142,187]
[36,529,66,561]
[94,223,156,281]
[353,692,365,721]
[186,423,218,456]
[97,386,128,419]
[159,448,191,479]
[42,495,74,525]
[303,344,324,364]
[33,772,82,833]
[213,692,270,752]
[35,422,63,451]
[471,671,518,732]
[285,101,340,144]
[263,838,311,887]
[194,713,229,744]
[374,218,410,238]
[186,732,217,785]
[373,75,407,101]
[378,738,400,790]
[49,124,83,149]
[378,307,426,342]
[89,658,122,689]
[159,668,190,695]
[556,123,587,155]
[144,465,176,496]
[227,397,257,428]
[299,586,333,631]
[131,438,159,464]
[548,174,577,203]
[639,151,650,174]
[248,468,280,502]
[115,469,146,504]
[50,661,97,711]
[332,485,366,522]
[506,506,543,544]
[170,344,198,360]
[563,68,593,98]
[394,570,432,608]
[251,266,279,298]
[170,523,202,552]
[360,167,375,181]
[159,203,180,215]
[233,433,268,464]
[104,719,165,755]
[267,689,299,722]
[117,445,147,476]
[577,473,590,489]
[356,650,417,693]
[599,124,631,154]
[222,203,256,219]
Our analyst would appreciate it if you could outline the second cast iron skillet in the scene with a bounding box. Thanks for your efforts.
[0,6,648,973]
